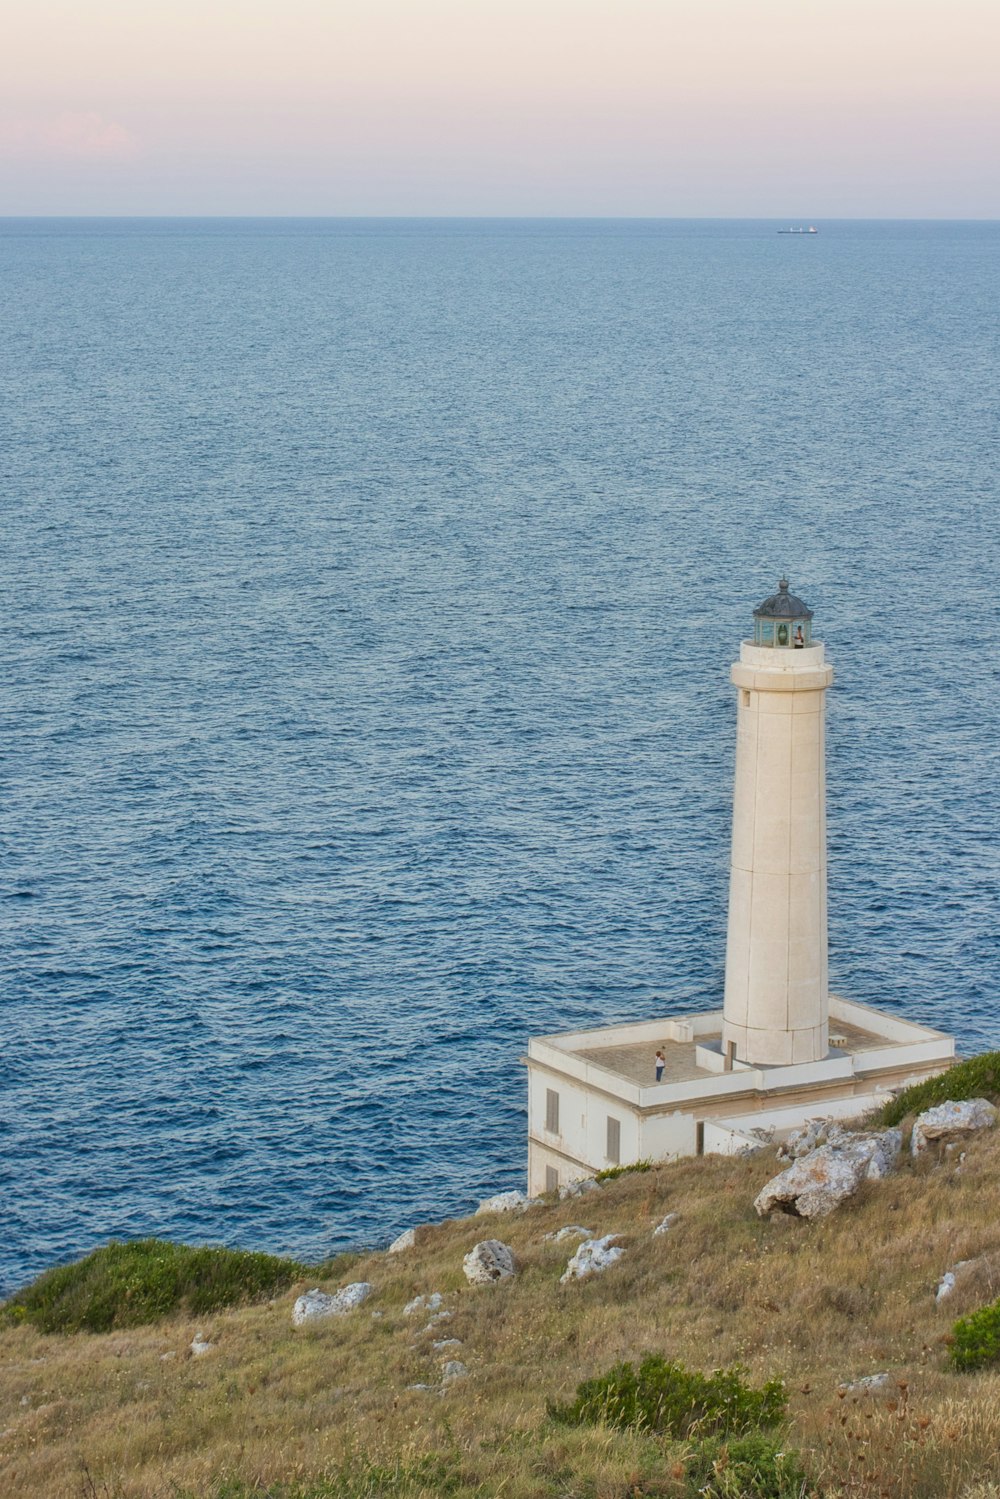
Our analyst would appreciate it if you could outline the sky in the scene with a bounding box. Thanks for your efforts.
[1,0,998,217]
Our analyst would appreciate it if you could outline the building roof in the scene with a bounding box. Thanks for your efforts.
[753,578,814,621]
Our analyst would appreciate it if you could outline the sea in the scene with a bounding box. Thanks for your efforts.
[1,218,997,1297]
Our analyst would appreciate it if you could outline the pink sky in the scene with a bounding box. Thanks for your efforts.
[2,0,997,216]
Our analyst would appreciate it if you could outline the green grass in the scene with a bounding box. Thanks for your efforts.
[594,1158,654,1182]
[682,1432,811,1499]
[876,1052,1000,1127]
[547,1355,787,1439]
[1,1238,308,1334]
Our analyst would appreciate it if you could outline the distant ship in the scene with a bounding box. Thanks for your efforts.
[778,225,818,234]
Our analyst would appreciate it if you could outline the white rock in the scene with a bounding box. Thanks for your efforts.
[936,1259,976,1304]
[441,1359,468,1383]
[292,1282,373,1326]
[190,1334,213,1357]
[911,1099,998,1155]
[403,1292,443,1316]
[463,1239,516,1285]
[860,1127,903,1180]
[544,1225,594,1243]
[432,1338,462,1350]
[475,1190,530,1216]
[424,1310,452,1329]
[777,1119,847,1161]
[388,1228,417,1254]
[755,1133,900,1220]
[407,1383,435,1392]
[558,1177,601,1201]
[839,1373,891,1395]
[653,1213,680,1236]
[560,1234,624,1284]
[159,1352,176,1362]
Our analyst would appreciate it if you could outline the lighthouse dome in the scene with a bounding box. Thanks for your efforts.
[753,578,813,621]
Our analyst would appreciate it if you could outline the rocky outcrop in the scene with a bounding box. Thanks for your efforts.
[388,1228,417,1254]
[755,1131,901,1220]
[560,1235,623,1284]
[189,1333,214,1357]
[475,1190,530,1216]
[292,1282,373,1326]
[777,1119,848,1160]
[462,1240,516,1285]
[441,1359,468,1384]
[653,1213,679,1236]
[911,1099,997,1155]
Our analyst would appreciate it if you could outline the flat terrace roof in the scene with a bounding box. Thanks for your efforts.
[573,1018,892,1089]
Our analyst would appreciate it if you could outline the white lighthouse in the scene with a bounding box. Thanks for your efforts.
[722,580,833,1067]
[524,580,954,1195]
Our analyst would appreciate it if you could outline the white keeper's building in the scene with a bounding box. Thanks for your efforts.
[525,580,954,1194]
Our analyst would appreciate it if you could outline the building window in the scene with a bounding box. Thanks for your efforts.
[742,690,751,707]
[545,1165,559,1193]
[545,1089,559,1134]
[606,1116,621,1164]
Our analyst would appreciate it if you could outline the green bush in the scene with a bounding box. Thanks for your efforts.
[548,1355,787,1438]
[1,1238,308,1334]
[684,1432,810,1498]
[594,1159,654,1183]
[877,1052,1000,1128]
[950,1298,1000,1372]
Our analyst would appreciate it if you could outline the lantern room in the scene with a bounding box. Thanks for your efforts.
[752,578,814,648]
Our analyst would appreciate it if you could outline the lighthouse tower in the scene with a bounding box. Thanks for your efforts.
[524,576,955,1194]
[722,581,834,1067]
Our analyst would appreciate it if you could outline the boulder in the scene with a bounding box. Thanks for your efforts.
[189,1333,213,1357]
[292,1282,373,1326]
[544,1225,594,1244]
[911,1099,998,1155]
[475,1190,530,1216]
[441,1359,468,1383]
[560,1234,624,1284]
[388,1228,417,1254]
[463,1240,516,1285]
[935,1272,957,1305]
[755,1132,900,1220]
[653,1212,680,1236]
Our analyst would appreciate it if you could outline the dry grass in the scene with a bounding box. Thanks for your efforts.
[4,1130,1000,1497]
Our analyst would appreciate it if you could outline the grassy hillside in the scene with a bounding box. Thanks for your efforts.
[4,1122,1000,1499]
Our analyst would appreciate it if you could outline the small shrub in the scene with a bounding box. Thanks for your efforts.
[594,1159,654,1182]
[877,1052,1000,1128]
[684,1432,811,1498]
[950,1298,1000,1372]
[548,1355,787,1437]
[1,1238,308,1334]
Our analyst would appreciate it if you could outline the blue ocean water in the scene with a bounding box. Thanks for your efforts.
[1,218,997,1297]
